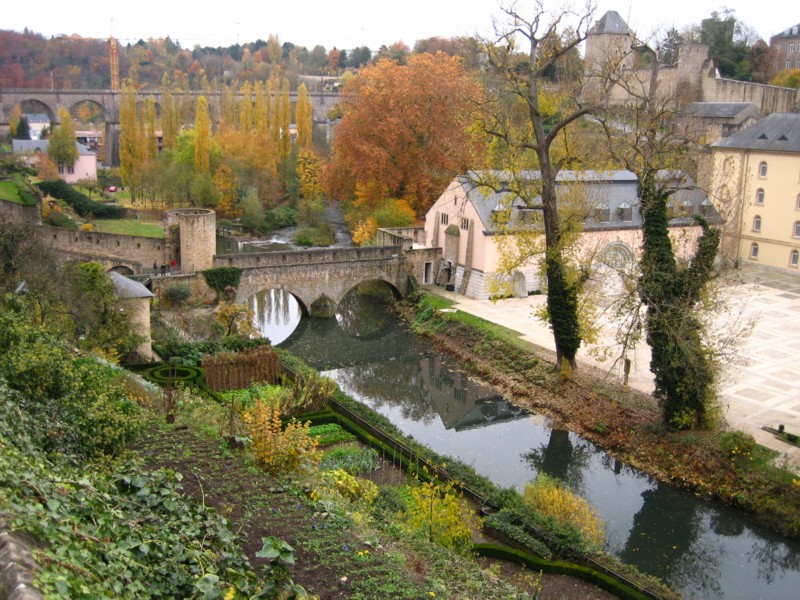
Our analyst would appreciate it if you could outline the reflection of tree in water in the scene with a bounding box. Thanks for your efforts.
[619,483,722,599]
[744,526,800,584]
[522,429,593,492]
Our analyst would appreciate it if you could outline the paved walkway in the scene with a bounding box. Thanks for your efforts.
[424,264,800,466]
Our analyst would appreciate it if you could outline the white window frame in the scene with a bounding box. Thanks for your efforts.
[753,215,762,232]
[758,161,768,178]
[755,188,765,205]
[791,250,799,267]
[751,242,759,259]
[794,222,800,238]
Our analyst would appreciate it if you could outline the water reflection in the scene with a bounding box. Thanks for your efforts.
[276,289,800,599]
[249,289,302,345]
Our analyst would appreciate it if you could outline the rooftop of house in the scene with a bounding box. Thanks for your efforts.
[448,170,715,233]
[771,23,800,39]
[12,139,95,156]
[23,114,50,124]
[712,112,800,153]
[680,102,764,121]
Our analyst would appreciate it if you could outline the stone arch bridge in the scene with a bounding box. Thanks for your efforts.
[215,246,411,317]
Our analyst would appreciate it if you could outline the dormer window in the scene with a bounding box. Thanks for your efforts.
[593,202,610,222]
[617,201,632,222]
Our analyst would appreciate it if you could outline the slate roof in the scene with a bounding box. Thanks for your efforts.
[11,139,94,155]
[589,10,631,35]
[455,170,714,233]
[110,271,154,299]
[771,23,800,38]
[681,102,763,120]
[712,113,800,153]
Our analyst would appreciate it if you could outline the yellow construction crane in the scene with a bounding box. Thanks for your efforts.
[109,36,119,91]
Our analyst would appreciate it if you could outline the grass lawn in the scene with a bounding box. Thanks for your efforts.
[0,180,27,204]
[91,219,164,238]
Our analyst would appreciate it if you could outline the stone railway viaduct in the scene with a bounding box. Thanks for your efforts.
[0,87,340,165]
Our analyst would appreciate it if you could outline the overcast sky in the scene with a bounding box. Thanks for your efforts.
[3,1,792,51]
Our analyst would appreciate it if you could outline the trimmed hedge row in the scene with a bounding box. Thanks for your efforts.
[145,364,204,386]
[38,179,125,219]
[472,544,651,600]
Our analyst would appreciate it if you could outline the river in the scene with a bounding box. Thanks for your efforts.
[248,277,799,599]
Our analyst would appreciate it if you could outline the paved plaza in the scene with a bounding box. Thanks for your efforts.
[425,264,800,466]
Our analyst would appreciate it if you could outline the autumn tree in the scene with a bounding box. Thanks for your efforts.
[321,52,483,228]
[160,73,179,150]
[295,83,313,149]
[194,95,212,173]
[478,1,600,371]
[48,107,78,169]
[119,81,147,200]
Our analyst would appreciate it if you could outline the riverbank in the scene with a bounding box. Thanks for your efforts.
[401,291,800,538]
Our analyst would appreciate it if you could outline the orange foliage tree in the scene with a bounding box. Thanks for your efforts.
[321,53,484,221]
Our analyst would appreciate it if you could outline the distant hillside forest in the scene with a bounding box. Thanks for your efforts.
[0,28,482,90]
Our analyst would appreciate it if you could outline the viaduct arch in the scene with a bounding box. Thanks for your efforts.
[0,88,340,165]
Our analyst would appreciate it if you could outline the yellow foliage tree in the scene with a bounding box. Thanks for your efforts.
[523,474,605,548]
[215,301,254,337]
[194,95,212,173]
[243,403,320,475]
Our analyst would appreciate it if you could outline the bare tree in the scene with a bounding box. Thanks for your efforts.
[478,0,601,372]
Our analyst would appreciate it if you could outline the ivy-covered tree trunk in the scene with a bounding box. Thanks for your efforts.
[637,170,721,428]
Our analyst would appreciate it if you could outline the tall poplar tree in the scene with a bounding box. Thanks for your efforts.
[194,95,212,174]
[296,82,313,149]
[280,79,292,160]
[48,107,78,169]
[160,74,178,150]
[119,81,146,199]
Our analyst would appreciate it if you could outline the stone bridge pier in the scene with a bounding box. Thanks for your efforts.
[215,247,410,317]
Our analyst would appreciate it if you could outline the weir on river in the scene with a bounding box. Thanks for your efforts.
[250,281,800,600]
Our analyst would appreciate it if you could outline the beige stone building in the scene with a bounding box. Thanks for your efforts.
[710,113,800,272]
[424,170,714,300]
[110,271,154,361]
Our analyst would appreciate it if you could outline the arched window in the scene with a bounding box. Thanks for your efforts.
[755,188,765,205]
[753,215,761,232]
[750,243,759,259]
[791,250,799,267]
[794,222,800,238]
[759,161,768,177]
[796,194,800,210]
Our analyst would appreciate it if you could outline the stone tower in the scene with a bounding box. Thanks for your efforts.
[163,208,216,274]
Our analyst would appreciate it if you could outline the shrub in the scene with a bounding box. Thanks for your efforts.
[317,468,379,504]
[164,282,192,306]
[523,474,605,549]
[405,475,481,552]
[244,403,321,476]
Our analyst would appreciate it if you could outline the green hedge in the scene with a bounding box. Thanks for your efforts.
[472,544,652,600]
[38,179,125,219]
[144,364,204,386]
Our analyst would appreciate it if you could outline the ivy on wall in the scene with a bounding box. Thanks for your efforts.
[201,266,243,296]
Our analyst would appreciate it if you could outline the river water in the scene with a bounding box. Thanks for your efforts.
[249,280,799,599]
